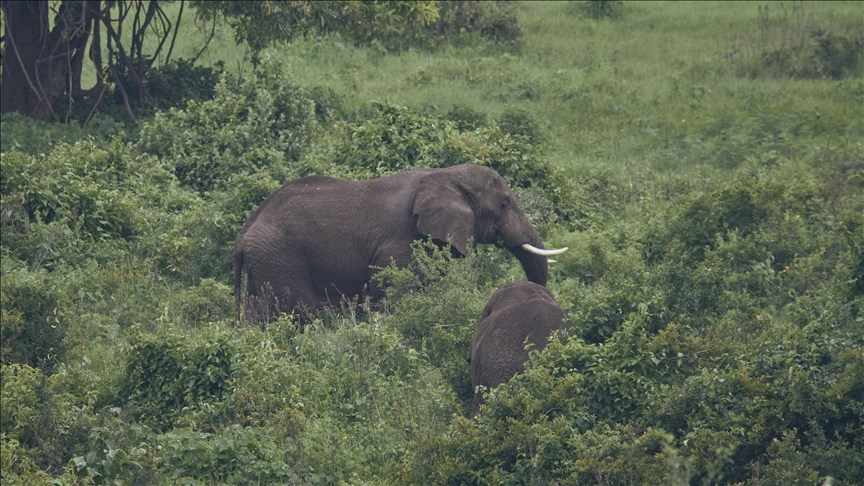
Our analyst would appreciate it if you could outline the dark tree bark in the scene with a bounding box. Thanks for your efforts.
[1,1,94,121]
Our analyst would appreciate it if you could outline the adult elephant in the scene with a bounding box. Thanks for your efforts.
[233,164,567,323]
[469,281,569,412]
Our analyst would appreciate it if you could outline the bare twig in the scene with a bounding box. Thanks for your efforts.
[192,12,217,65]
[107,35,137,123]
[92,8,159,110]
[82,82,109,129]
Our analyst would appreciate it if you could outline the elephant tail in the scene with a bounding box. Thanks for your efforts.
[233,248,244,323]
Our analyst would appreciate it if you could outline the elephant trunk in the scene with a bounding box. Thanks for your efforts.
[499,218,548,286]
[498,208,567,287]
[509,241,549,286]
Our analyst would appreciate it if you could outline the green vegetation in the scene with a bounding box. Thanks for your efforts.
[2,1,862,484]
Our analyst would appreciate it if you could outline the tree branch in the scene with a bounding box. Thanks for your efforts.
[146,1,174,67]
[92,6,159,110]
[164,0,184,65]
[106,27,137,123]
[191,12,217,65]
[88,3,106,99]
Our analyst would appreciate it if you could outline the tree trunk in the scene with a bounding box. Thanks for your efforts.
[1,1,93,121]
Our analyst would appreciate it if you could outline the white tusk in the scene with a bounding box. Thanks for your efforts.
[522,243,568,256]
[547,259,556,264]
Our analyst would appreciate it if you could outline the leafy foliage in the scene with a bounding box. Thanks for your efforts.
[118,324,236,430]
[375,240,496,404]
[1,2,863,484]
[726,2,864,80]
[136,57,314,194]
[194,0,440,57]
[304,101,584,229]
[114,59,225,114]
[571,0,625,20]
[423,1,522,52]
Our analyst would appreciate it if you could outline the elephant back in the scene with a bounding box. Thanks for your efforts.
[470,282,569,412]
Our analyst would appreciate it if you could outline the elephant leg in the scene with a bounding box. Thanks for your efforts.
[245,260,317,325]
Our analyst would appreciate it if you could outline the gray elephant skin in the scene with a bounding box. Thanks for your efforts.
[469,281,569,412]
[233,164,566,323]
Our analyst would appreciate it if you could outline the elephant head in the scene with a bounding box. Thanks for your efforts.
[412,164,566,286]
[469,281,569,413]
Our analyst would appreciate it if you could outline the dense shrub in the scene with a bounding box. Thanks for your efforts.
[445,103,488,132]
[375,240,496,405]
[0,362,108,478]
[726,3,864,80]
[570,0,625,20]
[309,85,347,125]
[0,264,72,369]
[2,142,143,245]
[373,1,522,53]
[118,324,236,430]
[114,59,224,112]
[0,112,127,156]
[497,106,544,144]
[304,102,584,229]
[86,318,457,484]
[647,171,855,322]
[136,57,315,194]
[429,1,522,52]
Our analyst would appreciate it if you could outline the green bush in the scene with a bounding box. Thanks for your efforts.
[375,240,494,405]
[125,316,459,484]
[428,1,522,52]
[648,171,854,320]
[304,101,585,229]
[171,278,233,326]
[69,426,142,485]
[136,57,315,194]
[0,263,72,369]
[2,142,139,245]
[375,1,522,52]
[118,324,236,430]
[571,0,625,20]
[445,104,488,132]
[0,112,127,156]
[309,85,347,125]
[497,107,544,144]
[114,59,224,112]
[1,434,75,486]
[1,362,105,477]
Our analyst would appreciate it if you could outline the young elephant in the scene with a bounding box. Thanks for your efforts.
[469,281,569,412]
[233,164,567,324]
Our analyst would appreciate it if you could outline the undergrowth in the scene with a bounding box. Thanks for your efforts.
[2,2,863,484]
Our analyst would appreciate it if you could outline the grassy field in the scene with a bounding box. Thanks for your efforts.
[2,1,863,484]
[89,1,862,173]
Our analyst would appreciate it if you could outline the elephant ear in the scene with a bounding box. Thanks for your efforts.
[412,171,474,256]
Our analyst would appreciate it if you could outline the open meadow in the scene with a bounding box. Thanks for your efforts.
[2,1,863,484]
